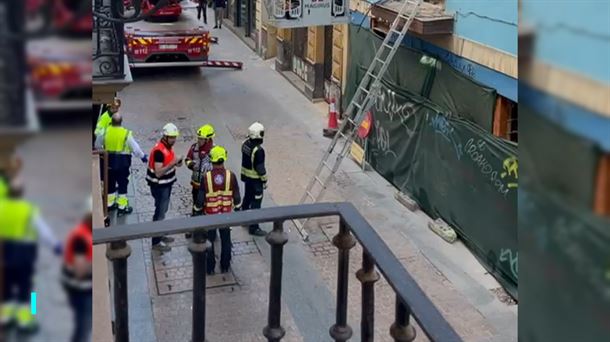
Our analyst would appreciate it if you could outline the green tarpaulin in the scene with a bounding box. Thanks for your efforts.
[345,25,518,298]
[519,105,610,342]
[345,25,497,131]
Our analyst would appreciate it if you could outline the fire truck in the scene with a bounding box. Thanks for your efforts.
[125,0,211,68]
[27,37,92,111]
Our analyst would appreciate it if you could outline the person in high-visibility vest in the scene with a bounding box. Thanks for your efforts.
[199,146,241,274]
[95,113,147,216]
[146,123,184,252]
[186,124,215,216]
[0,180,62,332]
[240,122,267,236]
[61,196,93,342]
[94,97,121,139]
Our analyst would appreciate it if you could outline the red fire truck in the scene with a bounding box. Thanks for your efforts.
[27,37,91,111]
[125,1,210,68]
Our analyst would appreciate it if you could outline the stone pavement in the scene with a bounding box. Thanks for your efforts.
[110,4,517,341]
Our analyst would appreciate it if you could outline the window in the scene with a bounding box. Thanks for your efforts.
[492,95,518,143]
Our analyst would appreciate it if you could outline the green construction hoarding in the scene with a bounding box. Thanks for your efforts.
[345,25,518,298]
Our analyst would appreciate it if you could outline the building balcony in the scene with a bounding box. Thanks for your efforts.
[371,0,454,36]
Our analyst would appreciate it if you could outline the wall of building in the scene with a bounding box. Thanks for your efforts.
[445,0,518,56]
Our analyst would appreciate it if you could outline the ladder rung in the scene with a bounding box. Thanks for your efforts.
[354,102,362,109]
[375,57,386,64]
[366,71,378,79]
[305,191,315,200]
[323,161,333,170]
[314,176,325,186]
[382,43,393,49]
[358,87,370,94]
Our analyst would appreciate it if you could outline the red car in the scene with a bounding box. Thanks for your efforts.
[142,0,183,21]
[53,0,93,34]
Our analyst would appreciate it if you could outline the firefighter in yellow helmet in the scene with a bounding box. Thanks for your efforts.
[0,179,62,333]
[198,146,241,274]
[186,124,215,217]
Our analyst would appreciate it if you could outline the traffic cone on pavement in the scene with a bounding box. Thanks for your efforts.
[323,98,339,138]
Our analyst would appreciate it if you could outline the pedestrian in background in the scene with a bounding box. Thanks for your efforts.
[213,0,227,29]
[197,0,208,24]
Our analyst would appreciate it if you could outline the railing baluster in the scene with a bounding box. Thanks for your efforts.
[263,221,289,342]
[389,296,416,342]
[106,240,132,342]
[189,230,209,342]
[330,218,356,342]
[356,250,379,342]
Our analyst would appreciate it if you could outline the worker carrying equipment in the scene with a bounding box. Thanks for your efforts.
[186,124,215,216]
[241,122,267,236]
[198,145,241,274]
[95,113,147,216]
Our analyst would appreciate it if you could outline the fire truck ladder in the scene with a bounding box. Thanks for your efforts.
[293,0,423,241]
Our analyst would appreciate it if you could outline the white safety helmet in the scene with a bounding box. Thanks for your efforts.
[162,123,180,137]
[248,122,264,139]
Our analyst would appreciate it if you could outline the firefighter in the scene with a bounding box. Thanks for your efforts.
[95,113,148,216]
[0,180,62,333]
[146,123,184,252]
[94,97,121,138]
[240,122,267,236]
[61,197,93,342]
[199,146,241,274]
[186,124,215,216]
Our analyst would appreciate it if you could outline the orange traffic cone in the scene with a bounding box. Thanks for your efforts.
[323,98,339,138]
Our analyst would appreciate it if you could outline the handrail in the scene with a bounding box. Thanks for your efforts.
[95,202,462,341]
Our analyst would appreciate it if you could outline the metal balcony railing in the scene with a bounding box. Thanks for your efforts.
[93,202,463,342]
[93,0,126,80]
[0,0,26,127]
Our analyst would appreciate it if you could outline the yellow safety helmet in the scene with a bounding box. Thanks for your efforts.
[197,124,215,139]
[210,145,227,163]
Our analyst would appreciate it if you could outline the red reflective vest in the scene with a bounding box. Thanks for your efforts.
[146,140,177,185]
[63,222,93,266]
[203,168,234,215]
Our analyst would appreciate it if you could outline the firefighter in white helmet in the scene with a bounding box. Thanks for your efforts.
[145,123,184,252]
[240,122,267,236]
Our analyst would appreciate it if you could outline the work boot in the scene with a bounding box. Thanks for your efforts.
[16,305,38,333]
[108,203,118,211]
[117,206,133,217]
[152,242,171,253]
[1,302,17,327]
[207,267,215,275]
[249,227,266,236]
[185,232,192,239]
[220,265,230,274]
[161,236,175,243]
